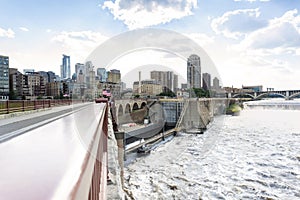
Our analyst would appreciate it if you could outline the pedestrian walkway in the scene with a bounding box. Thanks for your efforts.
[0,102,92,127]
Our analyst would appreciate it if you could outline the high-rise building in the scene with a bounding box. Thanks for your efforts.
[202,73,211,91]
[187,54,201,89]
[97,68,107,82]
[107,69,121,83]
[151,71,166,86]
[46,82,60,98]
[25,72,46,98]
[85,61,94,73]
[0,55,9,99]
[150,70,178,92]
[213,77,220,89]
[181,83,188,89]
[47,71,57,82]
[61,54,71,79]
[9,68,21,99]
[75,63,84,75]
[173,74,178,92]
[120,82,126,91]
[165,71,173,92]
[75,63,85,81]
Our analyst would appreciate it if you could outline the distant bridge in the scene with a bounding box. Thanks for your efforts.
[227,89,300,100]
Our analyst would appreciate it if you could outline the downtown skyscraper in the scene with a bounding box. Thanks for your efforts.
[60,54,71,79]
[187,54,201,89]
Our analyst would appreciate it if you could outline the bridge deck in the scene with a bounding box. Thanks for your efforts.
[0,103,108,200]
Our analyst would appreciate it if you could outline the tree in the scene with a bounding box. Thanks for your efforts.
[9,90,18,100]
[157,91,176,97]
[193,88,210,98]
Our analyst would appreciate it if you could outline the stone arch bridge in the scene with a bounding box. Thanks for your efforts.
[114,99,147,124]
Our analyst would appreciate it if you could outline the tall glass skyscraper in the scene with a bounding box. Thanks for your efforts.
[0,55,9,99]
[61,54,71,79]
[97,68,107,82]
[187,54,201,89]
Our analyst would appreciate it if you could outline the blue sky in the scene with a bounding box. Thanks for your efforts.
[0,0,300,90]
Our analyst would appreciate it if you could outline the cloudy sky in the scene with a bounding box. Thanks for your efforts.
[0,0,299,90]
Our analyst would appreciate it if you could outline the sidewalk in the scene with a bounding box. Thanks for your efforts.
[0,102,92,127]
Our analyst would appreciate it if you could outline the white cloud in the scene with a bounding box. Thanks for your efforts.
[19,27,29,32]
[0,27,15,38]
[234,0,270,2]
[184,33,215,47]
[238,9,300,54]
[102,0,197,30]
[52,31,108,64]
[211,8,266,39]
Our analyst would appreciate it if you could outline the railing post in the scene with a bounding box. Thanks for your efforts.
[34,100,36,110]
[6,100,9,114]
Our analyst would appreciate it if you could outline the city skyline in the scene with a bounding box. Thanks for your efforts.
[0,1,299,90]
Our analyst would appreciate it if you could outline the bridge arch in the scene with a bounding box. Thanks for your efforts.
[132,102,139,111]
[141,102,147,109]
[232,93,255,99]
[125,103,131,114]
[288,92,300,100]
[255,92,286,99]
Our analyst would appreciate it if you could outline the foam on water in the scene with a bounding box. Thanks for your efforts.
[125,101,300,199]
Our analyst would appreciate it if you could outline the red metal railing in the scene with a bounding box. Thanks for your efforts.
[0,100,86,115]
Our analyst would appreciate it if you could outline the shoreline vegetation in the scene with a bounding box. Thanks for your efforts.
[226,103,242,116]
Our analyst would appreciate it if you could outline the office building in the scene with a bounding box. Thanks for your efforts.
[213,77,220,89]
[26,72,46,97]
[97,68,107,82]
[133,79,162,96]
[187,54,201,89]
[173,74,178,91]
[202,73,211,91]
[46,82,60,98]
[120,82,126,91]
[107,69,121,83]
[150,70,178,92]
[75,63,84,75]
[181,83,188,90]
[0,55,9,99]
[61,54,71,79]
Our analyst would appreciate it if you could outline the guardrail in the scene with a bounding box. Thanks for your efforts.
[0,102,109,200]
[0,100,86,115]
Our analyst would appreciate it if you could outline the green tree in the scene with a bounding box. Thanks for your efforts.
[157,91,176,97]
[193,88,210,98]
[9,90,18,100]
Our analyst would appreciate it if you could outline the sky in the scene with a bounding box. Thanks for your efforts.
[0,0,300,90]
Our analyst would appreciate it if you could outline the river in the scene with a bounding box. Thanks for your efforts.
[124,99,300,199]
